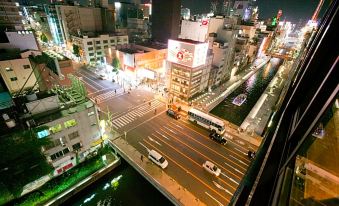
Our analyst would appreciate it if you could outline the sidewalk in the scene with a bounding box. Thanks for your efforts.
[240,60,292,136]
[108,137,206,206]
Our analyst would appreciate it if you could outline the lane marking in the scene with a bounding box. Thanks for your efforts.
[139,141,149,152]
[220,172,239,185]
[143,140,230,204]
[176,120,251,164]
[165,123,248,172]
[224,162,244,175]
[228,154,247,166]
[76,71,105,89]
[148,136,162,146]
[205,192,224,206]
[234,147,247,155]
[163,126,177,134]
[156,131,170,140]
[153,129,238,190]
[213,181,233,196]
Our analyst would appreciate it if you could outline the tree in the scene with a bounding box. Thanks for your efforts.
[112,57,120,71]
[72,44,80,57]
[40,33,48,43]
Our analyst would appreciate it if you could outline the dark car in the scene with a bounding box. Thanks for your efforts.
[166,109,180,120]
[209,132,227,145]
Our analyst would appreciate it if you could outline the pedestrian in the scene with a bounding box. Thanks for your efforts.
[141,154,144,162]
[154,108,157,114]
[149,102,151,106]
[114,89,116,94]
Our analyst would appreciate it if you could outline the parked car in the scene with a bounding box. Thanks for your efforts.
[148,150,168,169]
[166,109,180,120]
[209,131,227,145]
[202,161,221,176]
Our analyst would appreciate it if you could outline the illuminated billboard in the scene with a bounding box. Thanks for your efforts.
[167,39,208,68]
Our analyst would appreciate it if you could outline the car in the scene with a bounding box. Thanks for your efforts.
[202,161,221,177]
[166,109,180,120]
[99,74,107,80]
[148,150,168,169]
[209,132,227,145]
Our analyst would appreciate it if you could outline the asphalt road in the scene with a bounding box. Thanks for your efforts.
[76,67,256,206]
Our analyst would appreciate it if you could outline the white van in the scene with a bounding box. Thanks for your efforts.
[148,150,168,169]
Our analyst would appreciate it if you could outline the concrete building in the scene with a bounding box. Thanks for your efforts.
[30,50,74,91]
[0,51,38,95]
[181,8,190,20]
[22,91,101,176]
[167,39,211,101]
[45,5,103,46]
[0,0,24,30]
[116,42,167,87]
[152,0,180,43]
[0,30,39,51]
[71,33,128,65]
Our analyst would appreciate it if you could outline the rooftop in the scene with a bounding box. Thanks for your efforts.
[118,47,148,54]
[0,49,21,61]
[137,41,167,50]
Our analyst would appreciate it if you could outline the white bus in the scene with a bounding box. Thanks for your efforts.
[188,108,225,134]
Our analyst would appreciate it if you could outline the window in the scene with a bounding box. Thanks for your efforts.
[72,142,82,150]
[97,51,102,55]
[103,40,108,44]
[96,46,101,50]
[10,77,18,81]
[110,39,115,43]
[87,41,93,45]
[37,129,50,138]
[50,124,62,133]
[95,41,100,44]
[89,53,94,56]
[88,47,93,51]
[68,131,79,140]
[5,67,13,71]
[23,65,30,69]
[104,45,108,49]
[64,119,77,128]
[63,148,70,155]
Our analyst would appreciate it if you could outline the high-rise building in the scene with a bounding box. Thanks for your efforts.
[151,0,180,43]
[0,0,24,30]
[230,1,338,205]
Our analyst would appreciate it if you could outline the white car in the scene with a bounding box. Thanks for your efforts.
[202,161,221,177]
[148,150,168,169]
[99,74,107,80]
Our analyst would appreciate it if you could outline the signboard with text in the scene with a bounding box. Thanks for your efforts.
[167,39,208,68]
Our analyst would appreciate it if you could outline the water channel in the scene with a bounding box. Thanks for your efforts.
[210,58,282,126]
[62,160,173,206]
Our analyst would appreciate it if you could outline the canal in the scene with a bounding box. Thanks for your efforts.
[62,160,173,206]
[211,58,282,126]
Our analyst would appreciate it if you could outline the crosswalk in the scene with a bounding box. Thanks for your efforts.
[112,99,164,129]
[92,88,124,104]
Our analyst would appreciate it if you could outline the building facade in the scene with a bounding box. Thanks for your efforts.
[71,34,128,65]
[0,30,39,51]
[0,56,37,95]
[167,39,211,101]
[0,0,24,30]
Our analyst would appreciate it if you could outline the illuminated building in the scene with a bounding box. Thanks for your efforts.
[116,42,167,87]
[0,0,24,30]
[167,39,212,101]
[71,33,128,65]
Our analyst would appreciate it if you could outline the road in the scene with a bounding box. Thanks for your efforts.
[76,67,257,206]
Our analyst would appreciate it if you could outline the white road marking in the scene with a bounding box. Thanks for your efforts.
[139,142,149,152]
[220,172,239,185]
[234,147,247,155]
[148,136,161,146]
[163,126,177,134]
[224,162,244,174]
[174,124,183,129]
[213,181,233,196]
[228,154,247,166]
[205,192,224,206]
[156,131,170,140]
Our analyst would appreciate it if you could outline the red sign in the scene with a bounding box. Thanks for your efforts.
[201,20,208,26]
[177,52,184,60]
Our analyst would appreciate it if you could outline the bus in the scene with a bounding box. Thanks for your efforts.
[188,108,225,135]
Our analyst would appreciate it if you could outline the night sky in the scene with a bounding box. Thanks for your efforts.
[182,0,325,23]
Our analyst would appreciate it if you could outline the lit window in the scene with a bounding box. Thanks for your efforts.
[49,124,62,133]
[5,67,13,71]
[64,119,77,128]
[23,65,30,69]
[37,129,50,138]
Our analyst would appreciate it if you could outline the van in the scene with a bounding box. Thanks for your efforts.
[166,109,180,120]
[148,150,168,169]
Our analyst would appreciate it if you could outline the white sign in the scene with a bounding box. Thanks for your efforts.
[167,39,208,68]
